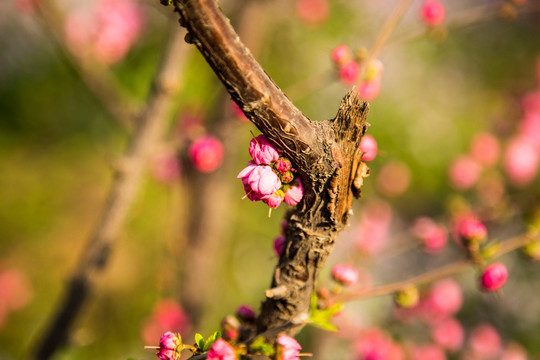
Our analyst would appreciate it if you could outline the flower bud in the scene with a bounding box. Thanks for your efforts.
[339,60,359,85]
[189,136,224,173]
[274,157,293,174]
[359,135,377,162]
[421,0,446,26]
[331,45,350,66]
[236,304,256,322]
[480,262,508,292]
[393,286,419,308]
[156,332,182,360]
[454,216,487,246]
[332,264,359,286]
[249,135,279,165]
[276,334,302,360]
[273,235,286,257]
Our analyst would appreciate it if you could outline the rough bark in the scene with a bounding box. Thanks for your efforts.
[172,0,370,342]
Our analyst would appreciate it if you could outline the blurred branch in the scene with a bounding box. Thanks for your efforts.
[30,26,190,360]
[331,232,538,304]
[34,0,140,129]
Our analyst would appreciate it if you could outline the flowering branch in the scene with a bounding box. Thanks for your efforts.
[31,27,189,360]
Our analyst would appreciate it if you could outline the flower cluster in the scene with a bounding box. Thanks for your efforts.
[330,45,384,101]
[238,135,303,210]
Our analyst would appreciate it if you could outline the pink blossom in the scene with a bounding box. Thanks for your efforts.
[470,132,500,166]
[249,135,280,165]
[448,155,482,190]
[141,300,191,344]
[284,179,304,206]
[231,101,248,121]
[355,328,404,360]
[276,334,302,360]
[421,0,446,26]
[274,235,286,256]
[263,190,284,208]
[189,136,224,173]
[468,323,502,359]
[411,217,448,254]
[357,80,381,101]
[504,136,539,186]
[453,215,487,245]
[423,278,462,322]
[480,262,508,292]
[16,0,38,14]
[519,112,540,147]
[359,135,378,162]
[410,344,446,360]
[156,332,181,360]
[236,304,256,321]
[376,161,411,197]
[241,165,281,197]
[295,0,329,25]
[207,339,236,360]
[332,264,359,286]
[0,268,33,313]
[500,343,528,360]
[430,317,464,351]
[151,150,181,184]
[331,45,351,66]
[274,158,292,174]
[521,89,540,115]
[64,10,99,56]
[339,60,360,85]
[355,199,393,255]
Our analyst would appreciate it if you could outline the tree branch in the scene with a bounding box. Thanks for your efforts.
[30,27,190,360]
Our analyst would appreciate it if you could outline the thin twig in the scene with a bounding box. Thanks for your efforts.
[30,26,189,360]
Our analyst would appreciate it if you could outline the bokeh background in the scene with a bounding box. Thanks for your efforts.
[1,0,540,359]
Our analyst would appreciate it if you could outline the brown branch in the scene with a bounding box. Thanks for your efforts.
[34,0,140,129]
[172,0,370,342]
[30,27,190,360]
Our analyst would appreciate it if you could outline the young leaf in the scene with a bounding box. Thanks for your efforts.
[194,333,205,350]
[203,330,222,351]
[308,297,343,332]
[250,337,275,356]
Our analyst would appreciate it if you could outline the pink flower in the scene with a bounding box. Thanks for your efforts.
[332,264,359,286]
[274,158,292,174]
[207,339,236,360]
[0,268,33,313]
[470,132,500,166]
[274,235,286,256]
[468,323,502,359]
[480,262,508,292]
[453,215,487,245]
[276,334,302,360]
[236,304,256,321]
[331,45,351,66]
[376,161,411,197]
[423,278,462,321]
[430,317,464,351]
[355,199,392,255]
[504,136,539,186]
[263,190,284,208]
[357,80,381,101]
[141,300,191,345]
[410,344,446,360]
[359,135,378,162]
[249,135,279,165]
[519,112,540,147]
[355,328,404,360]
[156,332,181,360]
[500,343,528,360]
[189,136,224,173]
[421,0,446,27]
[284,179,304,206]
[244,165,281,196]
[295,0,329,25]
[448,155,482,190]
[339,60,359,85]
[411,217,448,254]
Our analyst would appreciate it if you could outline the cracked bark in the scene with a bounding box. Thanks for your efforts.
[172,0,370,343]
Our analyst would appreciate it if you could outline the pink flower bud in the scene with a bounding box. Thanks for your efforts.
[295,0,329,25]
[276,334,302,360]
[249,135,280,165]
[480,262,508,292]
[280,171,295,184]
[207,339,237,360]
[423,278,462,321]
[239,164,281,198]
[263,190,284,209]
[448,155,482,190]
[504,136,539,186]
[189,136,224,173]
[359,135,377,162]
[339,60,359,85]
[221,315,240,342]
[332,264,359,286]
[468,323,502,359]
[156,331,182,360]
[411,217,448,254]
[331,45,350,66]
[284,179,304,206]
[274,158,292,174]
[421,0,446,27]
[470,132,500,167]
[430,317,464,351]
[236,304,256,321]
[357,80,381,101]
[355,328,404,360]
[274,235,285,256]
[454,215,487,245]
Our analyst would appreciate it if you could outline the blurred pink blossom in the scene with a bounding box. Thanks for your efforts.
[231,101,249,121]
[500,342,528,360]
[189,136,224,173]
[410,344,446,360]
[468,323,502,359]
[331,45,351,66]
[357,80,381,101]
[354,199,393,255]
[339,61,360,85]
[273,235,285,257]
[504,136,539,186]
[276,334,302,360]
[422,278,462,322]
[359,135,378,162]
[519,112,540,147]
[420,0,446,26]
[16,0,38,14]
[141,300,191,344]
[448,155,482,190]
[411,217,448,254]
[430,317,464,351]
[480,262,508,292]
[295,0,329,25]
[376,161,411,197]
[355,328,404,360]
[0,268,33,312]
[236,304,256,321]
[453,215,487,245]
[470,132,500,166]
[151,150,181,184]
[207,339,236,360]
[332,264,359,286]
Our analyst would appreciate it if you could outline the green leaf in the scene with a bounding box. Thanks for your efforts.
[202,331,222,352]
[194,333,205,350]
[250,337,275,356]
[308,295,343,332]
